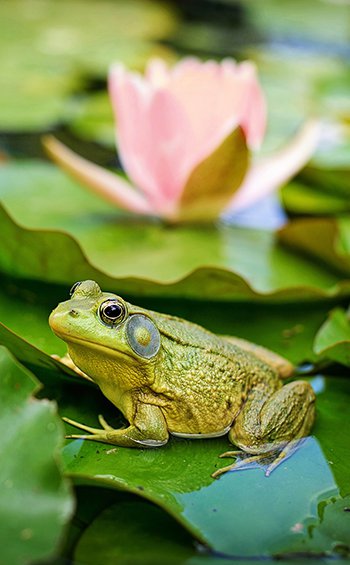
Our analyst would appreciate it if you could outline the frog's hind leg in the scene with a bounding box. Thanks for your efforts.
[213,380,315,478]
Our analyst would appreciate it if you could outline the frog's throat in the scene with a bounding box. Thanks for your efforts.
[53,331,136,361]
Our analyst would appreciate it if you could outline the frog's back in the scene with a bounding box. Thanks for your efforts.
[128,302,246,360]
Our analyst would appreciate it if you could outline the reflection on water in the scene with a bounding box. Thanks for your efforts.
[310,375,326,394]
[177,436,338,557]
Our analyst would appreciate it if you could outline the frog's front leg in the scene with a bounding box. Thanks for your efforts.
[213,380,315,478]
[63,402,169,448]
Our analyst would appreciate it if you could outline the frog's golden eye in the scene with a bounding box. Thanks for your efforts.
[99,299,127,326]
[69,281,82,296]
[126,315,160,359]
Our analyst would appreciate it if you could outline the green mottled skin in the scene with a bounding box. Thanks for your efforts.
[49,280,315,477]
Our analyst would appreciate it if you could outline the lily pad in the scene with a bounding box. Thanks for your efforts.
[74,495,350,564]
[0,0,176,130]
[282,180,350,216]
[74,499,197,565]
[0,346,74,565]
[279,216,350,277]
[68,91,116,146]
[246,0,349,47]
[314,307,350,367]
[1,161,350,301]
[57,374,349,558]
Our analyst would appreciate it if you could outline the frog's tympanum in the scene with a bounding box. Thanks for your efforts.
[49,280,315,478]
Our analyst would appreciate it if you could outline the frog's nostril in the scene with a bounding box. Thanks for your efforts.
[69,309,79,318]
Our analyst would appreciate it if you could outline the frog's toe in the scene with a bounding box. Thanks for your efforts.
[63,416,103,435]
[66,432,109,441]
[265,438,304,476]
[98,414,114,431]
[212,453,270,478]
[219,449,243,459]
[211,462,237,479]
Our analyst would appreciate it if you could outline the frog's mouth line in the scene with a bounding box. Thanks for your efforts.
[51,330,135,361]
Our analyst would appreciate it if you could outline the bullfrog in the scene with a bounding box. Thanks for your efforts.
[49,280,315,478]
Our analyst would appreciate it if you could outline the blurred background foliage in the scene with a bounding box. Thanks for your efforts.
[0,1,350,564]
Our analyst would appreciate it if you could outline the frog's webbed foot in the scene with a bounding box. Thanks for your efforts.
[213,380,315,479]
[212,451,269,479]
[212,439,304,479]
[264,438,305,476]
[63,415,115,441]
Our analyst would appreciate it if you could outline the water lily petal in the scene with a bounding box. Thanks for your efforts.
[236,61,267,150]
[167,59,239,163]
[145,88,193,206]
[227,120,321,213]
[109,65,160,202]
[163,58,266,170]
[43,136,153,214]
[145,58,171,88]
[110,64,194,212]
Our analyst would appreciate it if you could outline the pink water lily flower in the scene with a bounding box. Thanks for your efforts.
[44,57,320,224]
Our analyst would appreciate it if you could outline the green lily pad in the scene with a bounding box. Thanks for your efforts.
[242,47,349,160]
[74,495,350,564]
[279,216,350,278]
[300,162,350,200]
[74,499,197,565]
[56,374,349,558]
[1,161,350,301]
[0,346,74,565]
[0,0,176,130]
[68,91,116,146]
[246,0,349,47]
[282,181,350,216]
[314,307,350,367]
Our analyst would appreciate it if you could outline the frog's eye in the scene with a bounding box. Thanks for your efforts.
[126,315,160,359]
[99,299,127,326]
[69,281,82,296]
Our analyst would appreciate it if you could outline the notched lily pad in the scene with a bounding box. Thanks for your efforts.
[0,346,74,565]
[1,162,350,301]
